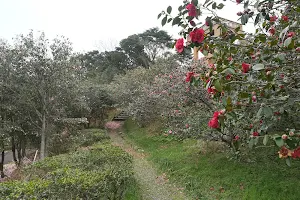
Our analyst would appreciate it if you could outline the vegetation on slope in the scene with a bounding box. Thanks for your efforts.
[124,119,300,200]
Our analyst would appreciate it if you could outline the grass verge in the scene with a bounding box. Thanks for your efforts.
[124,119,300,200]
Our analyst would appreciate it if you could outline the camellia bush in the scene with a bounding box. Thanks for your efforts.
[109,57,213,136]
[159,0,300,165]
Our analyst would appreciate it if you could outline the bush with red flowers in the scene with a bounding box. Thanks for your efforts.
[159,0,300,165]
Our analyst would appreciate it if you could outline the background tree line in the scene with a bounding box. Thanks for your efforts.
[0,27,173,176]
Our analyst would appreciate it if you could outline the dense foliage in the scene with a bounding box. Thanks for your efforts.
[0,130,134,199]
[159,0,300,164]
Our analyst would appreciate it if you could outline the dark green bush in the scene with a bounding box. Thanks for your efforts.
[48,128,110,156]
[78,129,110,147]
[0,143,134,200]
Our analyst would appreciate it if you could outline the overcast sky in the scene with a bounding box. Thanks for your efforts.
[0,0,252,52]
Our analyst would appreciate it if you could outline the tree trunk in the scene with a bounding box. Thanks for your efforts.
[0,150,4,178]
[17,138,22,166]
[40,110,46,160]
[21,136,26,158]
[11,135,18,163]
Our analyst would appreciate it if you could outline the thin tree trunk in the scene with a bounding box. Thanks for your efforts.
[21,136,26,158]
[11,135,18,163]
[40,109,46,160]
[0,150,4,178]
[17,138,22,166]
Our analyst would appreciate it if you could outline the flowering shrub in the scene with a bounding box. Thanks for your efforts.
[160,0,300,165]
[109,58,213,137]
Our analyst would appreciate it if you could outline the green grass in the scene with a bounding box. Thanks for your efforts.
[124,179,142,200]
[123,119,300,200]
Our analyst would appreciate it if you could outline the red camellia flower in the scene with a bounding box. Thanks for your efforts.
[253,132,259,137]
[281,15,288,22]
[226,74,232,80]
[252,95,257,102]
[242,62,251,73]
[186,3,197,17]
[269,27,276,35]
[185,71,194,82]
[207,87,216,94]
[208,110,223,129]
[274,111,280,115]
[236,0,242,4]
[287,32,295,37]
[189,28,205,43]
[208,117,219,128]
[234,135,240,141]
[292,147,300,159]
[269,15,278,22]
[213,111,220,118]
[175,38,184,53]
[278,146,291,158]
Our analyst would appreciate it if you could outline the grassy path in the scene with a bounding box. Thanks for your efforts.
[109,130,188,200]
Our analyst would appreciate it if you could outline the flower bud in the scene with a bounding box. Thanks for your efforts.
[282,134,288,140]
[219,109,226,115]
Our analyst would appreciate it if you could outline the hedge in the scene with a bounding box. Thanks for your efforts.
[0,143,134,200]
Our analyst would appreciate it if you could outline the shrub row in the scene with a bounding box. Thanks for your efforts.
[48,128,110,156]
[0,141,134,199]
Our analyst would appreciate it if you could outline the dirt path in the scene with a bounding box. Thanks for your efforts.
[109,130,188,200]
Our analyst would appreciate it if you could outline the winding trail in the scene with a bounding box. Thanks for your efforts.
[109,130,188,200]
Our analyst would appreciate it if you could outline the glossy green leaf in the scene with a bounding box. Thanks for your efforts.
[241,14,249,25]
[214,80,222,92]
[284,37,292,47]
[222,68,235,74]
[157,13,162,19]
[256,107,263,118]
[212,2,217,9]
[217,3,224,9]
[254,137,259,145]
[263,135,268,145]
[263,107,273,118]
[167,6,172,14]
[161,16,168,26]
[178,5,183,12]
[275,137,284,147]
[172,16,181,26]
[249,138,254,149]
[286,157,291,167]
[192,0,198,5]
[254,14,260,25]
[252,64,264,71]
